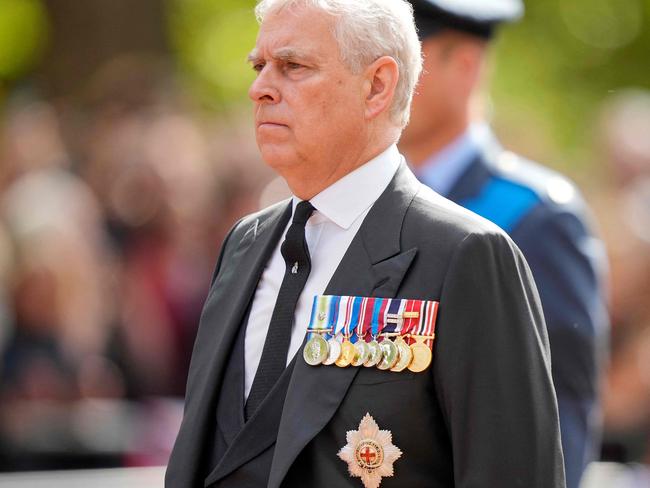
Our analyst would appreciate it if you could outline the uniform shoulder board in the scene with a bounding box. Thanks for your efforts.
[460,150,585,232]
[490,151,580,207]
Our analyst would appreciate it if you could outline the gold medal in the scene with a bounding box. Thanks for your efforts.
[408,335,434,372]
[390,336,413,372]
[363,340,383,367]
[336,339,356,367]
[352,340,370,367]
[377,338,398,370]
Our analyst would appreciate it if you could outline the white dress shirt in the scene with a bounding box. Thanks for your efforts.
[243,144,402,398]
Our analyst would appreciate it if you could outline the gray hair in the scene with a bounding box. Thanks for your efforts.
[255,0,422,128]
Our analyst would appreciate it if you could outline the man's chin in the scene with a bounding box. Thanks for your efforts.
[258,145,300,171]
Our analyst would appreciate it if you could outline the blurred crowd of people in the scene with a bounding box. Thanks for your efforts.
[0,56,281,470]
[0,54,648,474]
[595,89,650,466]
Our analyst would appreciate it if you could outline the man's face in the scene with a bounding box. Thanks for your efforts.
[401,33,483,147]
[249,5,367,177]
[401,35,462,145]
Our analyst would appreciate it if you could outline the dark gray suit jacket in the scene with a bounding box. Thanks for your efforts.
[166,163,566,487]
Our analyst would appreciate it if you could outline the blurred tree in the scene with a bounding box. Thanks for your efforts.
[490,0,650,173]
[166,0,259,109]
[37,0,169,99]
[0,0,48,87]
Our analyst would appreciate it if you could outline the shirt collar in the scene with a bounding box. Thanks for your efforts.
[292,144,402,230]
[415,123,491,197]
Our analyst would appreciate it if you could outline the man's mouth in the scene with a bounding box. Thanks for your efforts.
[257,122,288,129]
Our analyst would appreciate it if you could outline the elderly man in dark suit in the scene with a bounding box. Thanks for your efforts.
[166,1,566,487]
[399,2,610,487]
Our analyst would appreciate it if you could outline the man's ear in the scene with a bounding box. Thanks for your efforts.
[363,56,399,121]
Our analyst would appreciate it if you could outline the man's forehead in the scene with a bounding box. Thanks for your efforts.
[251,6,336,60]
[248,45,321,62]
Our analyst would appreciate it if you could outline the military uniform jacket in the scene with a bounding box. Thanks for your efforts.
[166,163,566,488]
[442,143,609,488]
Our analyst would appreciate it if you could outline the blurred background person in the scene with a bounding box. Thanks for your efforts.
[0,131,126,468]
[400,2,610,487]
[0,47,272,470]
[595,89,650,468]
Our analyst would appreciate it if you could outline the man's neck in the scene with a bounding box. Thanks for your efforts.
[400,120,469,169]
[287,129,400,200]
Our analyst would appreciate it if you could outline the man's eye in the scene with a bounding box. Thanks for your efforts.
[253,63,265,73]
[286,62,303,70]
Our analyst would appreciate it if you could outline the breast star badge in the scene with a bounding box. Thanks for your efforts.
[337,413,402,488]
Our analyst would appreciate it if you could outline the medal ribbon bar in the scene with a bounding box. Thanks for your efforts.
[355,297,375,342]
[306,295,333,336]
[382,299,406,335]
[326,295,341,339]
[335,295,352,338]
[370,298,388,338]
[402,299,421,336]
[304,295,440,373]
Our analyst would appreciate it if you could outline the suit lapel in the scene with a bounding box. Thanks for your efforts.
[168,201,292,486]
[204,356,298,486]
[267,164,421,488]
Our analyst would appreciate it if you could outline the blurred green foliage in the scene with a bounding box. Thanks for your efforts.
[0,0,48,81]
[166,0,259,109]
[491,0,650,169]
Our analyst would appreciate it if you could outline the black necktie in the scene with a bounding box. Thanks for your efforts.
[245,200,315,420]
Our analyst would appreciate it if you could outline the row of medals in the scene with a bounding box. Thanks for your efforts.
[303,332,434,373]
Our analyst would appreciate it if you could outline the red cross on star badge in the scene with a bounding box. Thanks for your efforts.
[337,413,402,488]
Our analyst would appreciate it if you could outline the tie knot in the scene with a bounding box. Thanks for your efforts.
[292,201,315,226]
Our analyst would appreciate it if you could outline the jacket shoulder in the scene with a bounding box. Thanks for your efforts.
[402,184,528,301]
[406,183,511,248]
[461,151,589,233]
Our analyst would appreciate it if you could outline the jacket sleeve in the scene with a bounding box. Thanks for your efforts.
[433,230,566,488]
[183,218,243,406]
[512,204,609,488]
[165,218,243,488]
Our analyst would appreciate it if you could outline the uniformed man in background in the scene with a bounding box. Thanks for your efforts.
[400,2,610,487]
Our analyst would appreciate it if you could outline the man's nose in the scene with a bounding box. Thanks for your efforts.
[249,67,280,104]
